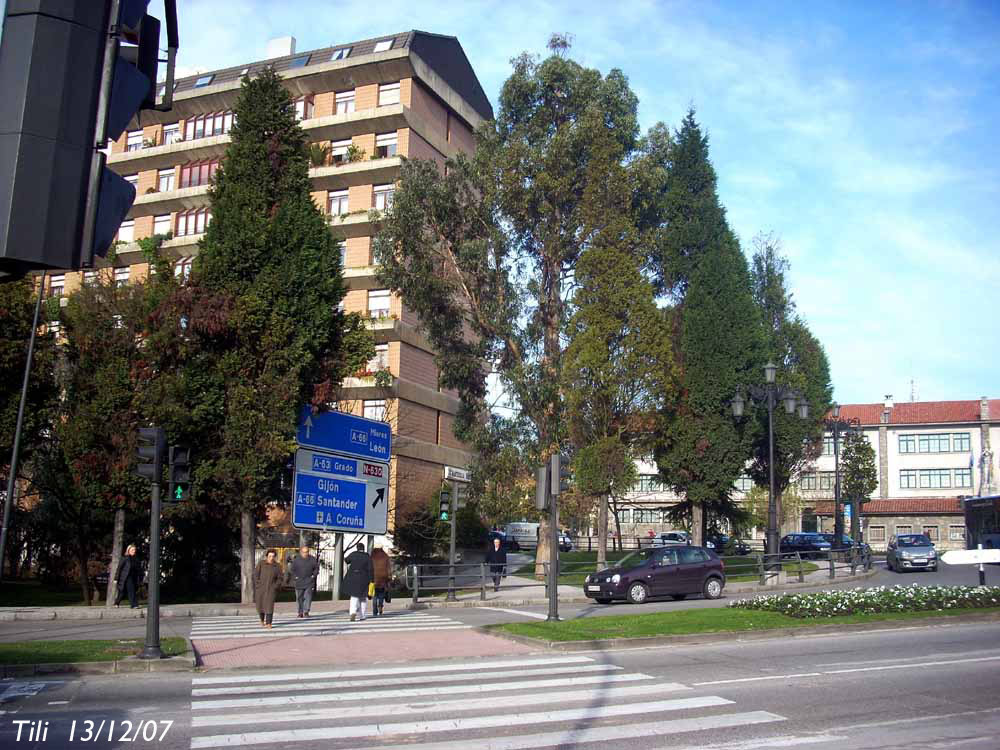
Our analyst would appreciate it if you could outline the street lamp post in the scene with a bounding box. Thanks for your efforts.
[731,362,809,562]
[825,404,861,549]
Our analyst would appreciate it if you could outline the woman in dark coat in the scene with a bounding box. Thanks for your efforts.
[114,544,141,608]
[485,537,507,592]
[344,543,374,621]
[254,549,283,627]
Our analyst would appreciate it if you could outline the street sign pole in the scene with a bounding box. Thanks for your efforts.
[548,477,559,622]
[139,480,162,659]
[446,481,457,602]
[979,543,986,587]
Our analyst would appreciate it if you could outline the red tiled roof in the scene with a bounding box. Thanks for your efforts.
[830,399,1000,426]
[812,497,963,515]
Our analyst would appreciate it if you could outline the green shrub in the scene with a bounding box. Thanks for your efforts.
[729,584,1000,618]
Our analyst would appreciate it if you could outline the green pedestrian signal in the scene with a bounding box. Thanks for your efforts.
[167,445,191,504]
[439,488,451,521]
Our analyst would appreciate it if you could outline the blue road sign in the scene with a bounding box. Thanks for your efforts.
[292,447,389,535]
[297,406,391,461]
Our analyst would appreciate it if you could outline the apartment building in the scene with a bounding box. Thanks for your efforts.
[44,31,493,534]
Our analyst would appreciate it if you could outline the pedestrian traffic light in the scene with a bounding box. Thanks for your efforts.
[135,427,166,483]
[439,488,451,521]
[0,0,178,275]
[550,454,572,496]
[167,445,191,503]
[535,465,549,511]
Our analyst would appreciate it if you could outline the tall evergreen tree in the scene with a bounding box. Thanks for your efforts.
[652,112,764,543]
[840,431,878,539]
[140,68,371,602]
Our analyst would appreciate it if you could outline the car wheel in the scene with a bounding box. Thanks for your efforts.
[626,582,649,604]
[671,594,686,601]
[703,577,723,600]
[595,598,612,605]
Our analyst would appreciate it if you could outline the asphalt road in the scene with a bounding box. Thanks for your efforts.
[0,618,997,749]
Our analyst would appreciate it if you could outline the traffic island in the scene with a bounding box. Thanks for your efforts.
[0,637,194,677]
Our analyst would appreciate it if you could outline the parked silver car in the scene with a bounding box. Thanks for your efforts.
[886,533,938,572]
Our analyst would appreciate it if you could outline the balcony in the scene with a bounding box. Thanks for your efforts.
[130,184,210,219]
[303,104,406,142]
[343,265,380,291]
[328,211,373,239]
[311,156,402,191]
[108,134,229,174]
[112,233,203,265]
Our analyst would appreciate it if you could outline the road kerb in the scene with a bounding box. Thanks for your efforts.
[0,638,197,678]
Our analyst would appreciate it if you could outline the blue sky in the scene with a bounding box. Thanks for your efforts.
[33,0,1000,405]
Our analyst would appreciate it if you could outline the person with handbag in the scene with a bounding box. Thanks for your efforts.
[344,542,374,621]
[371,546,392,616]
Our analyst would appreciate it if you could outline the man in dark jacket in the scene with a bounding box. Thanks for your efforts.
[485,537,507,592]
[113,544,141,608]
[344,543,374,621]
[288,545,320,618]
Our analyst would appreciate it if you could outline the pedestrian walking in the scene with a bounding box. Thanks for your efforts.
[344,542,374,621]
[254,549,283,628]
[485,536,507,592]
[287,545,319,618]
[113,544,141,608]
[371,545,391,617]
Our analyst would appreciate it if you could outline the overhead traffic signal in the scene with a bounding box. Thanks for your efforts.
[135,427,166,483]
[550,453,572,496]
[167,445,191,503]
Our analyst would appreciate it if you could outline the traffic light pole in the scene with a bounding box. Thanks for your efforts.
[446,480,457,602]
[138,479,162,659]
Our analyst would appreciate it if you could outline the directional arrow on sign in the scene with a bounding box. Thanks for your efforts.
[941,548,1000,565]
[303,415,313,439]
[372,487,385,508]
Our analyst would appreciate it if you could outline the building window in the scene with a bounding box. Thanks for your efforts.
[163,124,181,144]
[918,434,951,453]
[636,475,663,493]
[157,168,175,192]
[48,274,65,297]
[373,185,395,211]
[800,473,818,491]
[126,131,143,151]
[378,82,400,106]
[339,243,347,268]
[919,469,951,489]
[173,257,193,283]
[194,74,214,88]
[368,343,389,372]
[335,91,355,115]
[114,267,130,287]
[375,133,397,158]
[899,469,918,489]
[287,55,310,69]
[922,525,939,541]
[363,399,386,422]
[175,208,211,236]
[183,112,233,141]
[822,436,835,455]
[373,39,394,53]
[819,472,834,491]
[153,214,172,236]
[898,434,916,453]
[734,475,753,491]
[293,96,314,120]
[954,468,972,488]
[633,509,660,524]
[180,159,220,188]
[331,47,351,61]
[330,139,351,164]
[895,525,912,536]
[367,289,391,318]
[117,220,135,243]
[83,270,98,286]
[617,509,631,524]
[327,189,349,216]
[952,433,971,452]
[125,174,139,189]
[949,525,966,541]
[868,525,886,542]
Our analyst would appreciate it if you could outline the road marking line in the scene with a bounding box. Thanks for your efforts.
[842,706,1000,732]
[192,655,594,685]
[694,672,822,686]
[814,648,1000,668]
[191,625,475,639]
[191,673,652,710]
[474,606,548,620]
[191,681,692,727]
[192,663,623,696]
[189,696,734,748]
[47,701,70,705]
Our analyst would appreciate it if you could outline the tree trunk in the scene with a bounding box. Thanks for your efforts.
[690,503,704,546]
[597,494,608,568]
[612,507,623,552]
[105,508,125,608]
[76,548,93,606]
[240,509,255,604]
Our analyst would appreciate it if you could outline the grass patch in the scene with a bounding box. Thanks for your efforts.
[514,550,630,585]
[494,606,1000,642]
[0,638,188,665]
[724,556,820,582]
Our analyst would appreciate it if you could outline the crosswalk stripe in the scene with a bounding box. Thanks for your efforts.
[190,625,473,638]
[192,655,595,686]
[189,616,452,629]
[189,611,469,639]
[192,663,622,696]
[191,613,448,625]
[191,673,652,711]
[190,681,692,728]
[189,696,734,748]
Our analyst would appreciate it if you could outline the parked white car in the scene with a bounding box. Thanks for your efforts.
[652,531,692,546]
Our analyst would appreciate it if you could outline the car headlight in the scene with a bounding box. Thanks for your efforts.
[585,574,591,583]
[611,574,621,584]
[928,550,936,557]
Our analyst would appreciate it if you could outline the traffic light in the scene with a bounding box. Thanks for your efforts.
[0,0,178,275]
[535,465,549,511]
[167,445,191,503]
[550,454,572,496]
[135,427,166,483]
[439,488,451,521]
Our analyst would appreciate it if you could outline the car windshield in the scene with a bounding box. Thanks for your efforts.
[898,535,932,547]
[613,549,656,569]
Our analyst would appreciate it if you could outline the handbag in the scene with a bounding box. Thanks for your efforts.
[385,590,392,603]
[367,582,375,598]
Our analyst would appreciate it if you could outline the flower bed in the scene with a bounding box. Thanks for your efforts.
[728,584,1000,618]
